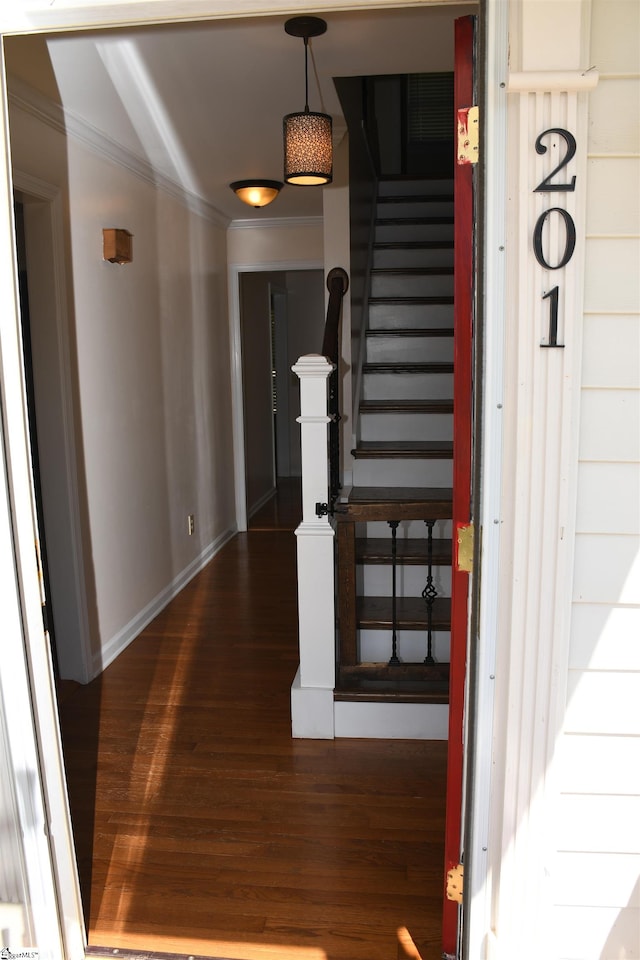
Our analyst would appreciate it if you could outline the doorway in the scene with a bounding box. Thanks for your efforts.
[12,175,93,685]
[239,269,325,522]
[0,7,482,960]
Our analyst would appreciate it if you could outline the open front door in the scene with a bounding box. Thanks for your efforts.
[442,14,476,958]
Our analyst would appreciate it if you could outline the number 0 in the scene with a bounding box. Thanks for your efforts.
[533,207,576,270]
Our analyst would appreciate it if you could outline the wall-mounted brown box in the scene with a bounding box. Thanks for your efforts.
[103,228,133,264]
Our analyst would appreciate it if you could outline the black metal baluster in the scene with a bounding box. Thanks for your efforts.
[422,520,437,664]
[388,521,400,664]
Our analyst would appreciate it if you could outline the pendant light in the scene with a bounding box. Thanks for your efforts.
[283,17,333,186]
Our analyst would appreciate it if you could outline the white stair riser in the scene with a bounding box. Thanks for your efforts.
[359,564,452,597]
[373,247,454,269]
[334,701,449,739]
[363,372,453,400]
[378,180,454,197]
[377,201,453,219]
[360,519,453,539]
[369,302,453,329]
[359,629,451,663]
[366,336,453,363]
[375,222,454,243]
[352,458,453,487]
[371,273,454,298]
[360,412,453,441]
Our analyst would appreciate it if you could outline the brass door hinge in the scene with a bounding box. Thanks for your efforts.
[457,105,479,164]
[446,863,464,903]
[456,522,474,573]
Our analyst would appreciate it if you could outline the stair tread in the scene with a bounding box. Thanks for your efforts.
[356,537,452,565]
[358,595,451,629]
[376,216,454,225]
[341,486,452,521]
[377,194,454,204]
[366,327,453,338]
[334,678,449,705]
[360,399,454,413]
[371,266,454,276]
[349,486,453,505]
[352,440,453,459]
[368,296,454,305]
[363,361,454,373]
[374,240,454,250]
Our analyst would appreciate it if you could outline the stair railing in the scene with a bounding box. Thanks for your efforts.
[321,267,349,511]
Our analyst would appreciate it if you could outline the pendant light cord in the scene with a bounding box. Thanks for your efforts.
[306,40,327,114]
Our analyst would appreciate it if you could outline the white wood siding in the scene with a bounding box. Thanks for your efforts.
[556,2,640,956]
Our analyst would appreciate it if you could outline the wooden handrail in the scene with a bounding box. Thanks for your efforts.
[322,268,349,510]
[322,267,349,361]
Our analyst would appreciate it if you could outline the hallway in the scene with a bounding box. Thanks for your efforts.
[57,481,447,960]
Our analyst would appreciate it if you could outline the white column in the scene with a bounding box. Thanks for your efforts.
[485,2,598,957]
[290,354,336,739]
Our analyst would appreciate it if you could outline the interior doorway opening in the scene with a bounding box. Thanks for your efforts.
[239,269,325,524]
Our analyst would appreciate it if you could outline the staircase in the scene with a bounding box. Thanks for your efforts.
[334,178,455,736]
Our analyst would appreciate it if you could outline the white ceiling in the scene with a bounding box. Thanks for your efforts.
[5,4,474,220]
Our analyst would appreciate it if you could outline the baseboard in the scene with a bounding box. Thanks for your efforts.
[93,526,237,677]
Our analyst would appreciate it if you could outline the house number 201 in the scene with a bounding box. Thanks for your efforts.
[532,128,577,348]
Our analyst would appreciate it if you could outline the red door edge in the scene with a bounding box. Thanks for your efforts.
[442,14,476,958]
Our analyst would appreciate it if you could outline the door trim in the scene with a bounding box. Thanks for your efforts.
[14,171,93,684]
[227,260,323,532]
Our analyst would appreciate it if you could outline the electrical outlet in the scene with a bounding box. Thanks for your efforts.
[187,514,195,536]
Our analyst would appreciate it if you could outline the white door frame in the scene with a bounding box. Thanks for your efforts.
[228,259,323,532]
[0,4,506,957]
[14,171,93,685]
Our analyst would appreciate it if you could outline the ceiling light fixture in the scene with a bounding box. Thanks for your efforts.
[283,16,333,186]
[230,180,283,208]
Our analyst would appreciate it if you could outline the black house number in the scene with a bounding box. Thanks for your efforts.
[533,128,577,348]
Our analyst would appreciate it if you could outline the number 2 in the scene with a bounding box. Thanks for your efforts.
[534,128,577,193]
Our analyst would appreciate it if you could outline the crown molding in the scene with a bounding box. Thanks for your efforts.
[228,216,323,231]
[7,75,230,228]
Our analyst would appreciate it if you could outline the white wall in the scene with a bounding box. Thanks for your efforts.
[553,2,640,956]
[227,217,323,267]
[8,80,237,679]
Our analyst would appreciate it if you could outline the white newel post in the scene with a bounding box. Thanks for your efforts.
[290,354,336,739]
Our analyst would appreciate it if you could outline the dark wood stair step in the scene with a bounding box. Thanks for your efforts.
[377,194,454,205]
[352,440,453,459]
[359,399,454,413]
[339,662,450,683]
[362,361,454,374]
[336,662,450,703]
[368,296,454,306]
[339,486,452,521]
[366,327,453,338]
[334,676,449,705]
[356,537,452,565]
[376,216,454,226]
[374,240,454,251]
[371,266,454,277]
[357,595,451,630]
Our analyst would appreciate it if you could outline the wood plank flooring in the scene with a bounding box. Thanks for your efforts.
[58,481,447,960]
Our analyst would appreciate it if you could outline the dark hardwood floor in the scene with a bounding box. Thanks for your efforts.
[58,479,447,960]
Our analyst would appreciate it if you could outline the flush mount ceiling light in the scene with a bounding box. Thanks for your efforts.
[229,180,283,208]
[283,16,333,186]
